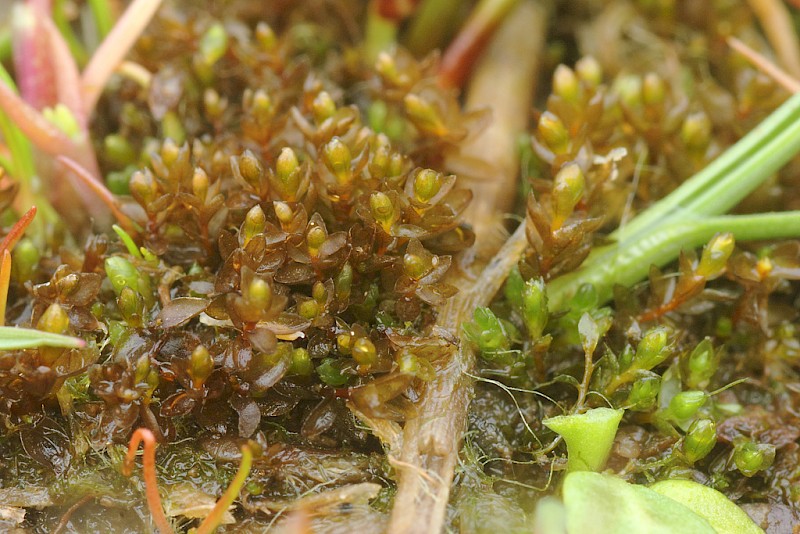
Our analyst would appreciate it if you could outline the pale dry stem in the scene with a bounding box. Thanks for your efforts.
[728,36,800,93]
[747,0,800,78]
[388,222,530,534]
[81,0,165,113]
[386,2,550,528]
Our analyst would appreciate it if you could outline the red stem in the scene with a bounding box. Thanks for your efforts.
[124,428,174,534]
[377,0,422,20]
[437,0,520,89]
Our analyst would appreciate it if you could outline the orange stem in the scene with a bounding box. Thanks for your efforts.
[0,206,36,254]
[124,428,174,534]
[0,250,10,326]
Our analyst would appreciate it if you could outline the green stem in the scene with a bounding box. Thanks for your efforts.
[88,0,115,39]
[194,445,253,534]
[615,91,800,242]
[364,0,399,64]
[0,30,10,63]
[548,210,800,311]
[404,0,462,56]
[52,0,89,65]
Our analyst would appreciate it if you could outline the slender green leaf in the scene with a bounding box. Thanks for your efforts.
[0,326,85,350]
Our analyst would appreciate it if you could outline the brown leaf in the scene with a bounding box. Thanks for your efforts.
[157,297,209,328]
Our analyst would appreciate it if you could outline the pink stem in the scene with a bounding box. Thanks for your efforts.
[0,82,74,157]
[42,17,87,130]
[81,0,165,113]
[57,156,138,232]
[12,3,57,110]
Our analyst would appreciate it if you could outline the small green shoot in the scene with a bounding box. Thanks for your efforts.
[113,224,144,259]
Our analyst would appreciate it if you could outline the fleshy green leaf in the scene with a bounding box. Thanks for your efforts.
[0,326,85,350]
[564,472,715,534]
[543,407,623,472]
[650,480,764,534]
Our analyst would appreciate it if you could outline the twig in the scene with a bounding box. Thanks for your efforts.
[387,4,549,532]
[747,0,800,78]
[52,495,94,534]
[452,0,547,254]
[388,221,530,534]
[728,36,800,93]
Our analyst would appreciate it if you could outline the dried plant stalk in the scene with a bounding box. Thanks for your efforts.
[388,222,529,534]
[728,36,800,93]
[387,7,548,531]
[746,0,800,78]
[453,0,546,255]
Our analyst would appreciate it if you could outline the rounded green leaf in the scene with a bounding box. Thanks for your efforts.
[650,480,763,534]
[564,472,715,534]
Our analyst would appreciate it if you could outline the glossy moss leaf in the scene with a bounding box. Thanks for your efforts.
[157,297,209,328]
[564,472,715,534]
[650,480,763,534]
[0,326,85,350]
[543,407,623,472]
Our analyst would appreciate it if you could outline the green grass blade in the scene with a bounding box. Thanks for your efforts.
[615,91,800,242]
[0,326,86,350]
[548,210,800,311]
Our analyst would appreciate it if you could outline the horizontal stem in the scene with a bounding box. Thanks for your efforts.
[548,210,800,311]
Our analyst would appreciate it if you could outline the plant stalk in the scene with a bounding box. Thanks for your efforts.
[547,210,800,311]
[388,4,549,532]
